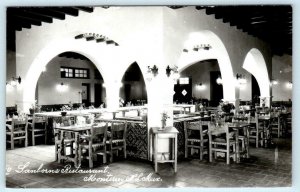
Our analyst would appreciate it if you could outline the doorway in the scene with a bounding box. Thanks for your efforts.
[94,83,102,108]
[210,71,223,107]
[81,83,90,107]
[251,75,260,106]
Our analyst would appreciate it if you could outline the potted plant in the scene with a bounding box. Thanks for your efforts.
[29,100,41,114]
[161,111,170,130]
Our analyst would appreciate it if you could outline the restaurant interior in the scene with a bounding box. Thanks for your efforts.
[5,5,293,189]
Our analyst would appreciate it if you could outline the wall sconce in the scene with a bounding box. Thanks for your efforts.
[56,82,68,92]
[193,44,212,51]
[236,73,247,84]
[270,79,278,86]
[196,83,206,90]
[146,65,158,81]
[287,81,292,89]
[7,76,22,86]
[166,65,180,80]
[216,76,223,85]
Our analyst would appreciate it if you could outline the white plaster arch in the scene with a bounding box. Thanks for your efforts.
[21,37,123,110]
[242,48,270,100]
[177,31,235,102]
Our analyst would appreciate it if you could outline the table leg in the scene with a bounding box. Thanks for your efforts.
[236,130,240,163]
[155,134,158,173]
[246,127,250,158]
[74,132,79,168]
[174,135,177,173]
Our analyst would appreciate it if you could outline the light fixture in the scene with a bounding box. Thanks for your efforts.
[236,73,247,84]
[287,81,292,89]
[146,65,159,81]
[56,82,68,92]
[196,83,206,90]
[7,76,22,86]
[193,44,212,51]
[216,76,223,85]
[270,79,278,86]
[166,65,180,80]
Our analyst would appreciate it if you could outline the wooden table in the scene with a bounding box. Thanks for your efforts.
[173,104,194,114]
[151,127,179,173]
[54,124,92,167]
[227,122,251,161]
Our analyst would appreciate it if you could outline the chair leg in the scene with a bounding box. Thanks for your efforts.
[185,142,188,158]
[226,146,230,165]
[89,149,93,168]
[233,144,236,162]
[209,145,212,162]
[11,136,14,150]
[78,146,82,167]
[103,145,107,164]
[45,130,47,144]
[110,143,113,163]
[124,142,127,159]
[55,143,58,161]
[32,131,35,146]
[256,133,259,148]
[200,146,203,161]
[25,133,28,147]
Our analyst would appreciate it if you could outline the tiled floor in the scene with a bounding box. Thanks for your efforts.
[6,137,292,188]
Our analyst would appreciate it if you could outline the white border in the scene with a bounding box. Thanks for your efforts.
[0,1,298,192]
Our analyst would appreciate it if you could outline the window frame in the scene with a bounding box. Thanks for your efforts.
[60,66,90,79]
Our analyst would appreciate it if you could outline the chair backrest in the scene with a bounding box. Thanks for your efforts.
[208,122,232,143]
[33,115,46,124]
[111,121,127,140]
[232,115,250,123]
[91,123,108,144]
[11,118,28,132]
[61,116,76,126]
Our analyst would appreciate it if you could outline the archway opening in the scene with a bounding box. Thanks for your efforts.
[174,59,223,107]
[119,62,147,107]
[35,51,105,111]
[243,48,270,105]
[177,31,235,103]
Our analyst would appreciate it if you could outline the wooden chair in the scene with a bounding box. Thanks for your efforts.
[184,120,209,160]
[107,121,127,162]
[79,123,108,168]
[6,118,28,149]
[28,115,47,145]
[248,113,264,148]
[208,122,237,164]
[54,116,75,162]
[232,116,250,157]
[269,111,282,138]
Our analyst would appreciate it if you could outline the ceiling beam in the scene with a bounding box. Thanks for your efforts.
[26,8,65,20]
[73,7,94,13]
[13,15,42,26]
[49,7,79,16]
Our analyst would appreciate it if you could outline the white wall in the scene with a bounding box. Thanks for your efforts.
[271,54,292,101]
[37,56,102,105]
[6,50,17,107]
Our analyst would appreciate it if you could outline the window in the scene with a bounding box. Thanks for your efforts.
[61,67,73,78]
[179,77,189,84]
[75,69,88,78]
[60,67,89,79]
